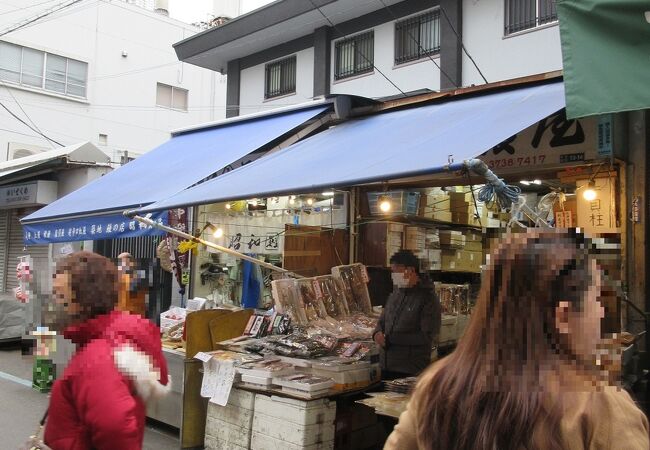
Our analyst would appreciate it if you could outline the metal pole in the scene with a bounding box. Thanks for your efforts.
[129,214,303,278]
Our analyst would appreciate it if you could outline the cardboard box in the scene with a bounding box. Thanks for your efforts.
[440,249,482,272]
[405,226,426,239]
[439,230,466,248]
[431,211,453,222]
[452,212,482,227]
[387,231,403,247]
[387,223,405,233]
[463,230,483,252]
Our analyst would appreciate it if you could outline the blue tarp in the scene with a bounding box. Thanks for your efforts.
[136,82,566,213]
[22,105,330,224]
[23,211,168,245]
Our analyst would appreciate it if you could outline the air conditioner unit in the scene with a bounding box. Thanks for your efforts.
[7,142,48,160]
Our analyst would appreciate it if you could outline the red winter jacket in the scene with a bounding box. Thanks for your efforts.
[44,311,170,450]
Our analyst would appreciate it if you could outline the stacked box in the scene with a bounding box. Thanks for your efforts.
[251,394,336,450]
[334,402,383,450]
[404,226,426,252]
[438,230,465,249]
[426,193,452,222]
[386,224,404,265]
[425,229,439,248]
[427,249,442,271]
[205,388,256,450]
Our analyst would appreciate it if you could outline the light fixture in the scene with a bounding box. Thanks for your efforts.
[198,222,224,239]
[213,227,224,238]
[322,191,335,197]
[288,195,296,205]
[520,180,530,186]
[582,180,597,201]
[533,179,542,185]
[378,195,392,213]
[225,203,231,210]
[306,198,314,206]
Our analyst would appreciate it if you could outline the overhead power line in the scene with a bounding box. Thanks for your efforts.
[376,0,459,88]
[0,101,64,146]
[0,80,55,148]
[438,4,489,84]
[0,0,86,37]
[306,0,407,97]
[0,0,60,17]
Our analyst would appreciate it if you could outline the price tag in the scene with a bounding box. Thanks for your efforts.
[194,352,212,362]
[313,280,323,299]
[209,360,236,406]
[360,265,370,283]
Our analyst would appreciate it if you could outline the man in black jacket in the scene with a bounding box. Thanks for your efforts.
[373,250,441,379]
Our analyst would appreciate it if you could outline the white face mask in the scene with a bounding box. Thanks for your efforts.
[391,272,410,288]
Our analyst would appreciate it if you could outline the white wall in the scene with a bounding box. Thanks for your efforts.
[0,1,226,163]
[330,21,441,99]
[239,47,314,115]
[462,0,563,86]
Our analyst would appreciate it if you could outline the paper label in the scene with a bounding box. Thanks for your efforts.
[209,360,236,406]
[361,265,370,283]
[313,280,323,299]
[200,359,218,398]
[194,352,212,363]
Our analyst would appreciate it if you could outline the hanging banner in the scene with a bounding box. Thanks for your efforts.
[557,0,650,118]
[479,111,610,173]
[23,211,168,246]
[207,213,286,255]
[167,208,189,293]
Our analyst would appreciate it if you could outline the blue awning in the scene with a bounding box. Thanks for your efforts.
[23,211,168,245]
[20,105,329,240]
[136,81,565,213]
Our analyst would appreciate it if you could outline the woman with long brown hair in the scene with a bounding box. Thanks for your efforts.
[386,229,649,449]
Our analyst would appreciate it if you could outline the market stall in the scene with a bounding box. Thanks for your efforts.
[126,77,634,448]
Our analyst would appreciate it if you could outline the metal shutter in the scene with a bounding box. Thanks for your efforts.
[5,208,49,293]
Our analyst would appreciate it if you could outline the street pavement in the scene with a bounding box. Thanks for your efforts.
[0,345,180,449]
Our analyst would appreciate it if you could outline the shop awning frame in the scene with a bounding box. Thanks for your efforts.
[133,80,567,214]
[20,103,332,227]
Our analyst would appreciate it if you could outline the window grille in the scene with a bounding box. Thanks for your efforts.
[395,10,440,65]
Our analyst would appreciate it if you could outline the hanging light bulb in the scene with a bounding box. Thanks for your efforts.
[378,195,392,213]
[307,198,314,206]
[213,227,224,238]
[225,203,231,210]
[583,181,597,201]
[288,196,295,205]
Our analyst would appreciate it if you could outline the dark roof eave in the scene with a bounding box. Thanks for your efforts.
[173,0,338,62]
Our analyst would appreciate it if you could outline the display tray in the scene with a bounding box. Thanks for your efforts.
[273,374,335,393]
[233,381,381,401]
[241,374,275,387]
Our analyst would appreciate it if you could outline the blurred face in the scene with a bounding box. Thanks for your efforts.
[556,259,605,361]
[48,272,84,330]
[391,264,418,288]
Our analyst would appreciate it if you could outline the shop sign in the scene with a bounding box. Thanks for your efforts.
[576,178,617,234]
[479,111,605,173]
[207,214,285,255]
[23,211,168,245]
[597,115,613,158]
[0,180,57,209]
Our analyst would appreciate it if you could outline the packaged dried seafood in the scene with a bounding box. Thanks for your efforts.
[332,263,373,315]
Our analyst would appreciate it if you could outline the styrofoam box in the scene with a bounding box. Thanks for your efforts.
[228,387,256,410]
[204,433,248,450]
[251,431,335,450]
[205,416,252,448]
[253,411,335,446]
[255,394,336,426]
[207,402,254,428]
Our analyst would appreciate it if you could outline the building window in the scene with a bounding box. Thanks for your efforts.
[156,82,188,111]
[505,0,557,35]
[264,56,296,99]
[334,31,374,81]
[0,41,87,98]
[395,10,440,65]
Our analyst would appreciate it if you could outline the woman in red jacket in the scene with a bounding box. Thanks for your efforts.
[44,252,170,450]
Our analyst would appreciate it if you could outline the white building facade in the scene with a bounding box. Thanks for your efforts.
[0,0,227,163]
[172,0,561,116]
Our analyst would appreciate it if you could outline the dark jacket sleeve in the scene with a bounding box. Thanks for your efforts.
[387,290,438,347]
